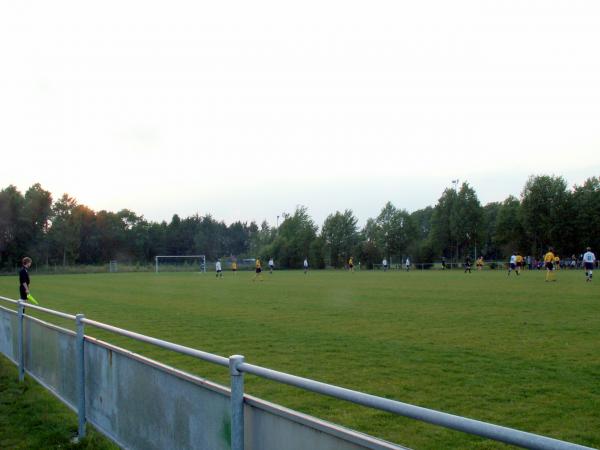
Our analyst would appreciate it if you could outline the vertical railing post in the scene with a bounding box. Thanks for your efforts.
[75,314,86,440]
[229,354,245,450]
[17,300,25,382]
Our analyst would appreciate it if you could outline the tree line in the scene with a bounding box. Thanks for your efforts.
[1,175,599,271]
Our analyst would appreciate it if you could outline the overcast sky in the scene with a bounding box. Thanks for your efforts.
[1,1,599,227]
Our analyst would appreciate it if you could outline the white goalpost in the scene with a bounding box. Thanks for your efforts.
[155,255,206,273]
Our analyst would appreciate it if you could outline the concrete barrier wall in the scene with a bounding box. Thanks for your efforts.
[84,338,232,450]
[243,396,401,450]
[24,316,78,408]
[83,337,404,450]
[1,310,405,450]
[0,307,17,362]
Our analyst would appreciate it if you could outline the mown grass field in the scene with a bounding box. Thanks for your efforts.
[1,268,599,449]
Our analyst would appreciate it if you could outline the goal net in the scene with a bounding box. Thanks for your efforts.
[155,255,206,273]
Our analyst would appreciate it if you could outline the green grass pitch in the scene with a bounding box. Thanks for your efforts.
[1,268,598,449]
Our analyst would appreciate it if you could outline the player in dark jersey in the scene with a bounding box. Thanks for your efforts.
[464,256,472,273]
[19,257,32,313]
[19,257,32,300]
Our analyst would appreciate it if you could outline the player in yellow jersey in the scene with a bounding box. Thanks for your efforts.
[476,256,484,271]
[544,247,556,282]
[516,253,524,275]
[231,260,237,275]
[348,257,354,272]
[253,258,263,281]
[554,254,560,270]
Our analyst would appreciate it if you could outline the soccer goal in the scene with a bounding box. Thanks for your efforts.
[155,255,206,273]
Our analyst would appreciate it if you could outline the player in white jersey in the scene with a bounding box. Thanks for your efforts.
[268,257,274,274]
[508,253,519,276]
[582,247,596,282]
[215,260,223,278]
[303,258,309,274]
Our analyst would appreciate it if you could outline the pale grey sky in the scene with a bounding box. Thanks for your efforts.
[1,1,599,226]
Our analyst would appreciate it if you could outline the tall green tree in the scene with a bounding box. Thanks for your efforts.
[226,221,252,256]
[270,206,318,268]
[22,184,53,263]
[321,209,359,267]
[520,175,569,256]
[480,202,502,259]
[0,185,25,268]
[127,218,153,262]
[358,218,384,269]
[430,188,457,259]
[410,207,434,241]
[494,196,524,255]
[409,207,434,262]
[96,210,130,261]
[430,183,483,260]
[147,221,168,258]
[571,177,600,253]
[71,205,99,264]
[375,202,415,260]
[451,182,483,259]
[48,194,80,266]
[362,218,380,244]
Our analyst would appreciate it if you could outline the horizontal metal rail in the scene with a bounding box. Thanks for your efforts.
[81,318,229,367]
[21,303,76,320]
[238,363,592,450]
[0,296,77,320]
[0,295,594,450]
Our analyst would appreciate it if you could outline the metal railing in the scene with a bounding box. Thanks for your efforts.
[0,295,594,450]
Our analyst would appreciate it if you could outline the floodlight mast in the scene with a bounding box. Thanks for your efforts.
[155,255,206,273]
